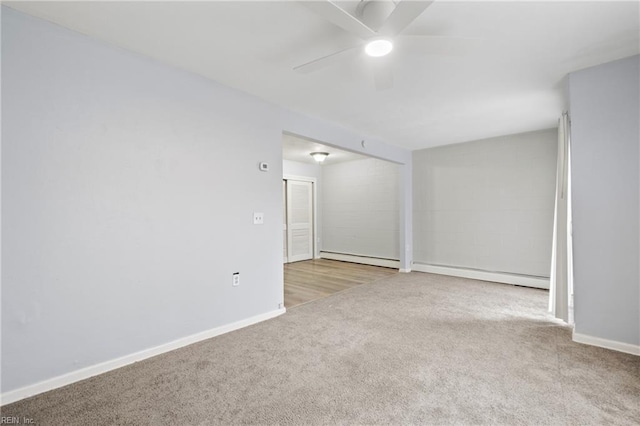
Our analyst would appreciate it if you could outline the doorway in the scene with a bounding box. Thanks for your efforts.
[283,177,316,263]
[282,132,403,307]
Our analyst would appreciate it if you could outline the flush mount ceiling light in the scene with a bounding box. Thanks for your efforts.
[310,152,329,163]
[364,39,393,57]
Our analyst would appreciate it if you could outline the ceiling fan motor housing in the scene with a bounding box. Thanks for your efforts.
[356,0,397,31]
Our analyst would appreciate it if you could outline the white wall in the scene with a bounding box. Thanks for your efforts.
[1,7,286,394]
[322,158,400,260]
[1,7,412,396]
[569,55,639,347]
[413,129,557,277]
[282,159,322,180]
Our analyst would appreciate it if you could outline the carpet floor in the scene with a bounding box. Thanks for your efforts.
[3,272,639,425]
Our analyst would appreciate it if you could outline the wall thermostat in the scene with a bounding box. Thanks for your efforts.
[259,162,269,172]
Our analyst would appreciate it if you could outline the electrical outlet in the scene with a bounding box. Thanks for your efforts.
[232,272,240,287]
[253,212,264,225]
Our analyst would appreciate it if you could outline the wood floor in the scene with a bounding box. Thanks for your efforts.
[284,259,398,308]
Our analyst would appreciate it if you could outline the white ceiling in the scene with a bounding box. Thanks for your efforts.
[7,1,639,150]
[283,132,369,164]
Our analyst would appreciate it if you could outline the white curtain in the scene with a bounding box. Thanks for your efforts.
[549,112,571,322]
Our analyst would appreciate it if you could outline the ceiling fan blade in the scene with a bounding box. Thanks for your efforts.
[301,1,377,39]
[294,44,362,73]
[372,60,394,91]
[379,0,435,37]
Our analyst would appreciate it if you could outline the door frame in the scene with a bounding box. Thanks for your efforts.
[283,174,319,260]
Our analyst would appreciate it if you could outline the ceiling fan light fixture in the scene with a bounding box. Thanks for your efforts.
[365,39,393,57]
[310,152,329,163]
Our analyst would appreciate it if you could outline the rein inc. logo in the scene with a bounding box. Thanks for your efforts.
[0,418,35,425]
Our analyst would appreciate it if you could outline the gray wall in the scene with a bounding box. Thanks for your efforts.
[1,7,412,394]
[322,158,400,260]
[569,55,640,346]
[413,129,557,277]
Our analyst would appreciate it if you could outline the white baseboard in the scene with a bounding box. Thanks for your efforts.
[319,251,400,269]
[412,263,549,289]
[572,332,640,356]
[0,308,286,406]
[399,268,412,273]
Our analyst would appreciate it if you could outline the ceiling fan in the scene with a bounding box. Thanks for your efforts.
[294,0,436,91]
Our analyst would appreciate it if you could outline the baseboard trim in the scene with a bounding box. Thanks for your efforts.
[320,251,400,269]
[399,268,412,273]
[572,332,640,356]
[412,263,549,289]
[0,308,286,406]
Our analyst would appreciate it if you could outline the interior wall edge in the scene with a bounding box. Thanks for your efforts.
[319,251,400,269]
[412,263,550,290]
[572,332,640,356]
[0,308,286,405]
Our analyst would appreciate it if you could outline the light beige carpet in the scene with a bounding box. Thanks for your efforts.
[3,272,639,425]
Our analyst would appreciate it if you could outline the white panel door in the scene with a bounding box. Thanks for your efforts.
[286,180,313,262]
[283,180,288,264]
